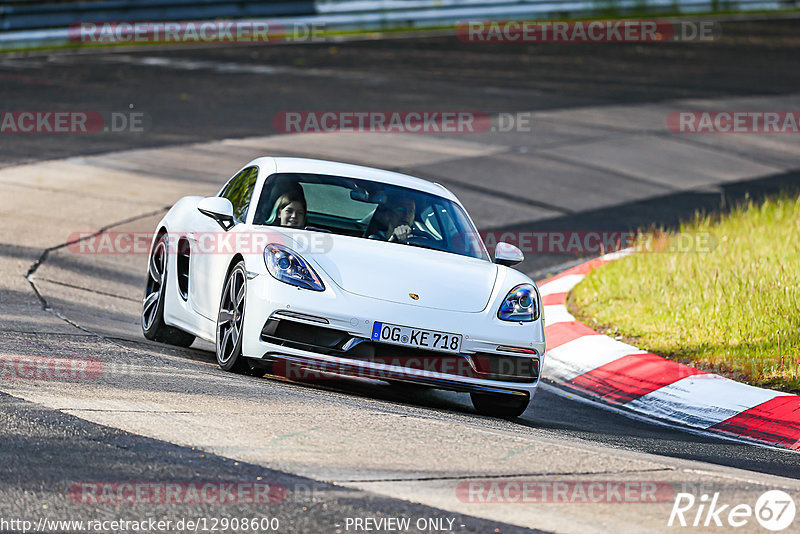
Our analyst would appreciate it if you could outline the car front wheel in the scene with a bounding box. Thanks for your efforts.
[216,261,266,377]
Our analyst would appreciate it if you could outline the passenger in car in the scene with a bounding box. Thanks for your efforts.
[273,190,307,228]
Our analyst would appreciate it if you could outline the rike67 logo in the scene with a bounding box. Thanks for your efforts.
[669,490,795,531]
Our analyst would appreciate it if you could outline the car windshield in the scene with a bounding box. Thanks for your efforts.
[252,173,489,261]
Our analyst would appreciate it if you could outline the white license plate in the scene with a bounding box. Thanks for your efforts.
[371,322,463,354]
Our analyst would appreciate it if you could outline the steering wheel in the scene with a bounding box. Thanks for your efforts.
[405,228,436,246]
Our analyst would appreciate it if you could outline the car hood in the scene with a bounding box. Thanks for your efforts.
[277,231,498,313]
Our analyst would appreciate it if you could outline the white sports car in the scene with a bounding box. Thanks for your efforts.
[142,157,545,417]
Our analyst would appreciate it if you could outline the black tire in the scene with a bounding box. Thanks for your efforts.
[216,261,267,377]
[142,233,196,347]
[471,392,530,418]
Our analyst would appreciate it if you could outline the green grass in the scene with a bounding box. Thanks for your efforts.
[567,193,800,393]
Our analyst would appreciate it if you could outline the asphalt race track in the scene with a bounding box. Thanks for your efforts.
[1,18,800,533]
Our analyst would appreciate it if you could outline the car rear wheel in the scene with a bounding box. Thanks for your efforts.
[470,392,530,418]
[142,233,195,347]
[216,261,267,377]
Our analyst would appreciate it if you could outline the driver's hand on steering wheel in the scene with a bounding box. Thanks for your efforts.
[390,224,412,243]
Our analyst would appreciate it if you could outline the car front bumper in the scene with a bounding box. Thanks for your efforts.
[241,273,546,396]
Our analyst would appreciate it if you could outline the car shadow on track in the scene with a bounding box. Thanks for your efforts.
[117,336,479,414]
[45,331,800,480]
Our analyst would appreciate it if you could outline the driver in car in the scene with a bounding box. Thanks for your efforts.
[381,197,416,243]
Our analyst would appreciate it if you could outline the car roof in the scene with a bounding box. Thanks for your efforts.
[251,156,458,203]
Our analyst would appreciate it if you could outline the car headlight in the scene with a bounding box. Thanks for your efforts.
[498,284,540,322]
[264,244,325,291]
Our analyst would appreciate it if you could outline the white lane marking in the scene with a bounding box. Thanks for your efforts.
[538,274,584,295]
[544,335,646,382]
[540,382,799,454]
[625,373,793,429]
[542,304,574,325]
[93,54,391,83]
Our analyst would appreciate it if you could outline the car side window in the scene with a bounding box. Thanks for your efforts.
[221,167,259,223]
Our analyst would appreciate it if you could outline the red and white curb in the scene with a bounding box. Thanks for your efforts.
[537,251,800,451]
